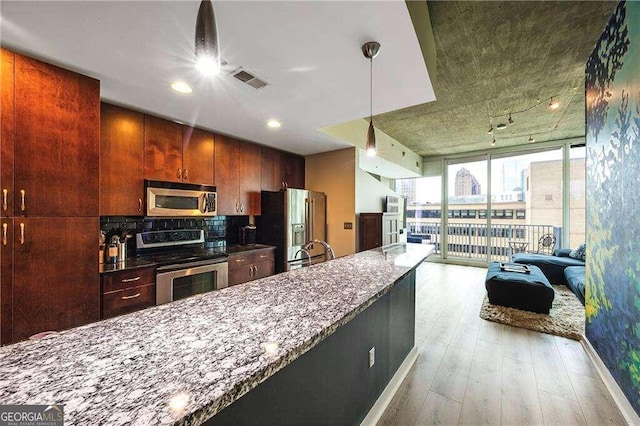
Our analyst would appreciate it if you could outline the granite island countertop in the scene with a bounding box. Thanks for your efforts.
[0,243,433,425]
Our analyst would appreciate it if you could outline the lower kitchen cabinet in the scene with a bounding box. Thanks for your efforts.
[228,248,276,286]
[101,266,156,319]
[10,217,100,344]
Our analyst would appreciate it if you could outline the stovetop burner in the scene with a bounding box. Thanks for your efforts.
[135,229,227,267]
[139,248,227,267]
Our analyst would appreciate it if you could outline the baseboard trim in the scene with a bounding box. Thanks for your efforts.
[581,337,640,425]
[360,346,418,426]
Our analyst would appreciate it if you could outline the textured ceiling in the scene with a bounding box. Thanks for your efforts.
[374,1,617,157]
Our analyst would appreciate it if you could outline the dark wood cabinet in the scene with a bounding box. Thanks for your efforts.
[101,266,155,319]
[1,217,13,344]
[228,248,276,286]
[1,49,100,345]
[260,147,305,191]
[239,142,261,215]
[100,103,145,216]
[215,135,241,215]
[144,116,215,186]
[183,127,215,186]
[14,54,99,217]
[144,115,183,182]
[282,152,305,189]
[215,135,261,215]
[12,217,100,343]
[358,213,383,252]
[1,48,15,218]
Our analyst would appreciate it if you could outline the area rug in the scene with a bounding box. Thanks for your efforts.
[479,285,585,341]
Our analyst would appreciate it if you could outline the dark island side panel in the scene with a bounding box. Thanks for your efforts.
[206,270,416,425]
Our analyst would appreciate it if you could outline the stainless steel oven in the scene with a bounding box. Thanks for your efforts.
[145,180,217,217]
[156,259,228,305]
[136,229,229,305]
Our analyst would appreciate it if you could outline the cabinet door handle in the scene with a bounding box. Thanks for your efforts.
[253,265,258,275]
[177,168,182,179]
[121,276,141,283]
[2,189,7,211]
[240,203,245,213]
[121,293,141,300]
[183,169,189,180]
[138,198,143,213]
[20,190,25,212]
[19,223,25,245]
[249,265,254,278]
[235,202,239,213]
[2,223,7,246]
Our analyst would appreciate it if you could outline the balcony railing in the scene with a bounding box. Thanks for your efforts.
[407,221,562,262]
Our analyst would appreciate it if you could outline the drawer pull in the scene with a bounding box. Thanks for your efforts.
[121,293,141,300]
[121,276,141,283]
[259,254,268,258]
[235,258,246,263]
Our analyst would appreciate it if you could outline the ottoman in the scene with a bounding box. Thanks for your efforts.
[485,262,555,314]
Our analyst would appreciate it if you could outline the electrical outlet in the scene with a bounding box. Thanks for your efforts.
[369,347,375,368]
[344,222,353,230]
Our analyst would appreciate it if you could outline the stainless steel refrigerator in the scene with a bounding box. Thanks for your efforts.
[257,189,327,272]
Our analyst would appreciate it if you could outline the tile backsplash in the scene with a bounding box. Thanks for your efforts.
[100,215,250,251]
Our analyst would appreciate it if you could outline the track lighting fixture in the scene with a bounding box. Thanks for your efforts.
[491,137,496,147]
[487,118,494,135]
[362,41,381,157]
[528,135,535,143]
[548,97,560,110]
[508,113,514,125]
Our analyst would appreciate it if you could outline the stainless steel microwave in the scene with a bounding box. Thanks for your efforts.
[145,180,217,217]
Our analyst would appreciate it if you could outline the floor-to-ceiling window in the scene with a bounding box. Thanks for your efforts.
[446,157,488,261]
[490,148,563,261]
[569,146,586,248]
[399,140,584,265]
[398,176,442,254]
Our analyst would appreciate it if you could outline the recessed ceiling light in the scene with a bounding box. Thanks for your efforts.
[171,81,193,94]
[548,97,560,110]
[266,120,282,129]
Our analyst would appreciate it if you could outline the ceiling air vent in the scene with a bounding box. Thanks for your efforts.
[229,68,268,90]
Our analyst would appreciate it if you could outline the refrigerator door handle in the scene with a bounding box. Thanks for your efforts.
[304,198,311,244]
[310,198,315,242]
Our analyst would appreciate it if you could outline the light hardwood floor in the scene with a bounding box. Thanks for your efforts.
[379,262,627,426]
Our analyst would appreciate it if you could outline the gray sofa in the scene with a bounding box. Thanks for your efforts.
[512,248,585,305]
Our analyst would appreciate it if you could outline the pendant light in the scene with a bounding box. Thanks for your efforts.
[362,41,380,157]
[195,0,220,76]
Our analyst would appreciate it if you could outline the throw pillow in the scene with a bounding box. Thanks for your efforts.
[569,242,586,261]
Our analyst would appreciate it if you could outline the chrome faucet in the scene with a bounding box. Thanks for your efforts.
[294,248,312,266]
[303,239,336,261]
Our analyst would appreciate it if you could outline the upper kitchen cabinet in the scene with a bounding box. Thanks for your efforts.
[100,103,144,216]
[144,115,183,182]
[215,135,261,215]
[143,116,215,186]
[282,152,305,189]
[260,147,305,191]
[13,53,99,217]
[1,48,15,218]
[182,127,215,186]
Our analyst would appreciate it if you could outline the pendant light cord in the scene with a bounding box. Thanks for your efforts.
[370,56,373,124]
